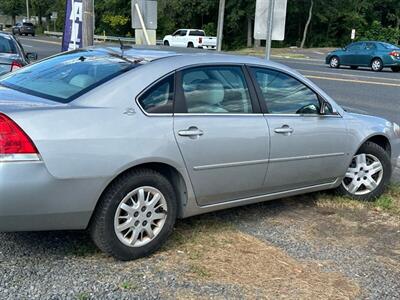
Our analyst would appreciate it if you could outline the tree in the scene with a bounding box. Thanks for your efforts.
[300,0,313,48]
[0,0,24,25]
[31,0,53,26]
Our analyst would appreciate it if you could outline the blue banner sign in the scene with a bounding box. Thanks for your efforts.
[62,0,83,51]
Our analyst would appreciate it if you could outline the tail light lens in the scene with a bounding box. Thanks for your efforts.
[0,113,39,161]
[198,37,203,44]
[10,60,22,72]
[389,51,400,57]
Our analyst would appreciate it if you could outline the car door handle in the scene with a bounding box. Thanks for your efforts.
[274,125,294,134]
[178,127,204,137]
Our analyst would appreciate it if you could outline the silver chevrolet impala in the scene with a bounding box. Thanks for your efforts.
[0,48,399,260]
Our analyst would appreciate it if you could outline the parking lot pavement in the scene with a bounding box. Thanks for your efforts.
[0,192,399,299]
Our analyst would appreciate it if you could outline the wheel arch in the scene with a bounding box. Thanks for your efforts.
[89,161,190,227]
[358,134,391,157]
[370,56,383,66]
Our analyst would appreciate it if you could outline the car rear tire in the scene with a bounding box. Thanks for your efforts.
[335,142,391,201]
[391,66,400,72]
[163,40,169,46]
[31,33,35,37]
[371,58,383,72]
[350,66,358,70]
[187,42,194,48]
[329,56,340,68]
[89,168,177,261]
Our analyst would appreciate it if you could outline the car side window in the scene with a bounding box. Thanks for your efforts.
[347,43,363,51]
[365,43,376,50]
[138,75,174,114]
[251,67,321,115]
[180,30,187,36]
[181,66,253,114]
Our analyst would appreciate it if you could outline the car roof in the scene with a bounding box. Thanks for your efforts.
[0,32,14,38]
[99,46,282,68]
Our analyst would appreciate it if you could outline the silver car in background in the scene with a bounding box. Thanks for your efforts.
[0,48,399,260]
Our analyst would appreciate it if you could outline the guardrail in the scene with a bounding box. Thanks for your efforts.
[44,31,162,44]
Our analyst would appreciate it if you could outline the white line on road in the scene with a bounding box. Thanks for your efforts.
[305,75,400,87]
[298,68,400,83]
[19,37,61,45]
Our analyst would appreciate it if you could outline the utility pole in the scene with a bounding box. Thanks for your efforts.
[265,0,275,60]
[82,0,95,47]
[26,0,30,21]
[216,0,225,51]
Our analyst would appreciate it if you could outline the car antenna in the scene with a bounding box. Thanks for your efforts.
[119,39,125,57]
[119,39,132,58]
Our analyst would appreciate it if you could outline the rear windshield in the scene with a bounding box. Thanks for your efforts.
[0,50,137,103]
[0,35,17,54]
[379,42,399,49]
[23,23,34,26]
[189,30,205,36]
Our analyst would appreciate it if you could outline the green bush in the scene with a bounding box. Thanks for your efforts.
[359,21,400,45]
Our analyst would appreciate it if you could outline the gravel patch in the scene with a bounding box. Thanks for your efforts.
[232,196,400,300]
[0,231,245,299]
[1,192,399,299]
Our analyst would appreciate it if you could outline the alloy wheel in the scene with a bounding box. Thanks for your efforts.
[342,153,383,195]
[114,186,168,247]
[371,59,382,71]
[330,57,339,68]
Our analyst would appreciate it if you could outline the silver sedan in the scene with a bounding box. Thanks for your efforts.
[0,47,399,260]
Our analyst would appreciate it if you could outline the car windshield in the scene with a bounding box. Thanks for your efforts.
[0,50,137,103]
[380,42,399,49]
[0,35,17,54]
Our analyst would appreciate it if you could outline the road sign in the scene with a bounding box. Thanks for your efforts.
[351,29,356,40]
[254,0,287,41]
[131,0,157,30]
[51,12,58,20]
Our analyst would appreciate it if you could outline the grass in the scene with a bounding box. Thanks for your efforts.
[76,293,90,300]
[316,184,400,215]
[160,216,360,299]
[119,281,139,291]
[229,47,308,59]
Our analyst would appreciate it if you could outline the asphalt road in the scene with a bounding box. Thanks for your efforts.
[18,35,400,181]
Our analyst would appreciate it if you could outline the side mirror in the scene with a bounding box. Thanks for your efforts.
[26,52,38,61]
[320,100,338,115]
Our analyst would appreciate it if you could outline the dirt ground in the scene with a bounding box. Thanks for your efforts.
[0,187,399,299]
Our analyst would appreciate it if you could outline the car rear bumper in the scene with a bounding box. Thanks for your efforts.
[20,29,35,34]
[0,161,104,232]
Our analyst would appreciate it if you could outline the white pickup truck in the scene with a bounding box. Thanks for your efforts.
[162,29,217,50]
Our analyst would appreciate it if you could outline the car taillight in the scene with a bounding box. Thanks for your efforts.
[389,51,400,57]
[10,60,22,72]
[0,113,39,161]
[198,37,203,44]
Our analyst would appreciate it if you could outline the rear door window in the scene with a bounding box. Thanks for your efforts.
[180,66,253,113]
[189,30,205,36]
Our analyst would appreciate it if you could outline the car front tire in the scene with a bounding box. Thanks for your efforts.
[89,168,177,261]
[163,40,169,46]
[371,58,383,72]
[329,56,340,68]
[335,142,391,201]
